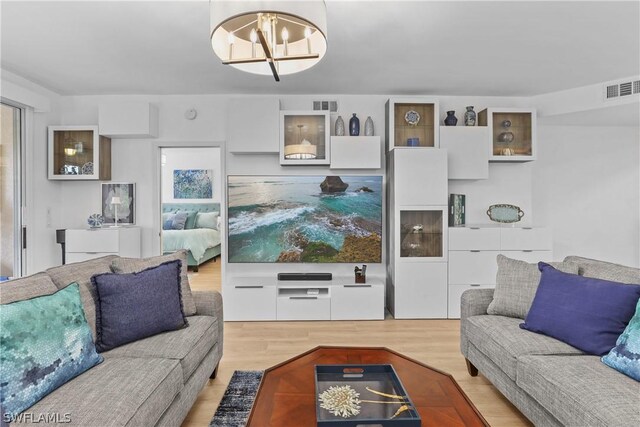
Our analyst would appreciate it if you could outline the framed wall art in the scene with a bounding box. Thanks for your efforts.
[102,183,135,224]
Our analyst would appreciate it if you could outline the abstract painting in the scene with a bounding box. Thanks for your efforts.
[102,183,135,224]
[174,169,213,199]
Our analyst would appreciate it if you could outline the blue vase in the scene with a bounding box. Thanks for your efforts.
[444,111,458,126]
[464,106,476,126]
[349,113,360,136]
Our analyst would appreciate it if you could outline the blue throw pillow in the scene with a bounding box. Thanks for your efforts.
[91,260,188,352]
[0,284,103,418]
[521,263,640,355]
[181,210,198,230]
[602,298,640,381]
[162,211,188,230]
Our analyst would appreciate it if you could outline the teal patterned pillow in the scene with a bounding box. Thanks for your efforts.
[602,297,640,381]
[0,283,103,417]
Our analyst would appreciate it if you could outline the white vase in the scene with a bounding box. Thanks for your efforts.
[335,116,345,136]
[364,116,374,136]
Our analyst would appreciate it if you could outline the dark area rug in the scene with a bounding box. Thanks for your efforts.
[209,370,264,427]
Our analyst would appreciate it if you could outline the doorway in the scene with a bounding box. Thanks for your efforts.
[160,146,223,291]
[0,101,25,280]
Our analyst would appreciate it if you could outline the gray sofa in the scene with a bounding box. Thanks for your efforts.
[461,256,640,426]
[1,255,223,426]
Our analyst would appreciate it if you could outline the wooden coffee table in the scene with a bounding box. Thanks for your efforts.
[247,346,488,426]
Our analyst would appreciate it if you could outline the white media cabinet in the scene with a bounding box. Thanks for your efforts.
[448,225,552,318]
[223,277,385,321]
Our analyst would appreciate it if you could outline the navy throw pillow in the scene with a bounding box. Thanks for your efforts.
[91,260,188,352]
[521,262,640,355]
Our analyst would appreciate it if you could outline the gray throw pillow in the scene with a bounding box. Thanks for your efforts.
[110,250,197,315]
[487,255,579,319]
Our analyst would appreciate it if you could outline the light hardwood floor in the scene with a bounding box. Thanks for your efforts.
[183,259,531,427]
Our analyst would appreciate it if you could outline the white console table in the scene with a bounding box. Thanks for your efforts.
[223,277,385,321]
[65,226,141,263]
[448,225,552,318]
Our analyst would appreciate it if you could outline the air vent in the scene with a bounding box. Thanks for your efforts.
[620,82,633,96]
[604,78,640,101]
[313,101,338,112]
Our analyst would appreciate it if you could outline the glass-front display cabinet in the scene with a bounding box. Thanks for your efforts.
[48,126,111,180]
[386,98,440,150]
[478,108,536,162]
[398,208,446,261]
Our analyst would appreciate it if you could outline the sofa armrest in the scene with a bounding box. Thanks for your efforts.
[460,288,494,322]
[193,290,223,352]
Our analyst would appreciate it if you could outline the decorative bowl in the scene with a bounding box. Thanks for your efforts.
[486,204,524,223]
[87,213,104,228]
[404,110,420,126]
[81,162,94,175]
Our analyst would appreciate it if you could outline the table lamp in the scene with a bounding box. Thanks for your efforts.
[111,196,121,227]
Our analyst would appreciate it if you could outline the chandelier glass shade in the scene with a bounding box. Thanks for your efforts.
[210,1,327,81]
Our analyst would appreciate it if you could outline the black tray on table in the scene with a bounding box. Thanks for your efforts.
[315,364,421,427]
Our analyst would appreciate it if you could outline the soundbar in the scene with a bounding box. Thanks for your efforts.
[277,273,333,281]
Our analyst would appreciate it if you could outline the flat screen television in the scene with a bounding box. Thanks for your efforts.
[227,175,383,263]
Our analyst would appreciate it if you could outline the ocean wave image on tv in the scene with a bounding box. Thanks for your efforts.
[228,176,382,263]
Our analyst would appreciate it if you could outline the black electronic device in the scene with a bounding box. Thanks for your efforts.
[277,273,333,281]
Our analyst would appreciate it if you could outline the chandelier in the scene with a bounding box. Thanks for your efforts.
[210,1,328,81]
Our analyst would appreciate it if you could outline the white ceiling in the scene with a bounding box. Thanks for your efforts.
[1,1,639,96]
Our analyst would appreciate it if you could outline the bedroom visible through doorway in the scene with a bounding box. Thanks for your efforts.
[160,147,222,290]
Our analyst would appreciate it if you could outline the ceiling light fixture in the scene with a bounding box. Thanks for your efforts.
[210,1,328,82]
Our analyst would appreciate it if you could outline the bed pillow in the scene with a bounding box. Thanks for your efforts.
[0,284,103,418]
[195,211,219,229]
[92,260,188,352]
[110,250,197,315]
[163,211,188,230]
[180,210,198,230]
[487,255,579,319]
[521,263,640,355]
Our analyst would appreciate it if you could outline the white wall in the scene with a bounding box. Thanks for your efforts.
[533,125,639,267]
[10,87,638,274]
[161,147,222,204]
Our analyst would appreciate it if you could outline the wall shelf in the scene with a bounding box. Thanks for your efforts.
[439,126,489,179]
[386,98,440,150]
[478,108,537,162]
[330,136,381,169]
[48,126,111,181]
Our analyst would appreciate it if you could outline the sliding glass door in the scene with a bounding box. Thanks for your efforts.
[0,101,24,279]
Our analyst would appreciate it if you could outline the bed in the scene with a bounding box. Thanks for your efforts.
[162,203,221,271]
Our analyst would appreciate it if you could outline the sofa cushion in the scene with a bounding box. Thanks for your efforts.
[102,315,217,383]
[465,315,582,380]
[111,251,196,316]
[521,263,640,355]
[92,260,188,352]
[22,357,182,427]
[517,355,640,427]
[46,255,118,339]
[564,255,640,284]
[1,284,103,419]
[488,255,579,319]
[0,273,57,304]
[602,298,640,381]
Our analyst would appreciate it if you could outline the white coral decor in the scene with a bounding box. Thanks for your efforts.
[319,385,362,418]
